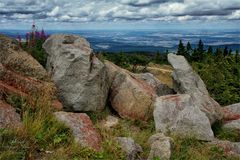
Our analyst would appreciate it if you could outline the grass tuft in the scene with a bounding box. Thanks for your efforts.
[212,121,240,142]
[171,136,239,160]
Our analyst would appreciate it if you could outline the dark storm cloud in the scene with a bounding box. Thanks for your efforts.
[0,10,40,15]
[175,10,232,17]
[122,0,183,7]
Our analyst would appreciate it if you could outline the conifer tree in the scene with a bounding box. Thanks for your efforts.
[177,40,185,56]
[191,39,205,62]
[215,48,223,58]
[207,46,213,55]
[229,49,232,55]
[197,39,204,54]
[186,42,192,52]
[155,51,161,64]
[186,41,192,61]
[223,46,229,57]
[235,49,239,63]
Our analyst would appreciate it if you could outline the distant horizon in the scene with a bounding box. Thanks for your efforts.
[2,29,239,52]
[0,27,239,31]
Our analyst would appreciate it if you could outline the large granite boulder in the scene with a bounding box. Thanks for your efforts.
[0,34,48,80]
[105,61,155,121]
[54,111,101,151]
[167,53,223,124]
[147,133,174,160]
[153,94,214,141]
[134,72,174,96]
[0,100,22,129]
[43,34,109,111]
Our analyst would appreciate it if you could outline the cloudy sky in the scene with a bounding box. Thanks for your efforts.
[0,0,239,30]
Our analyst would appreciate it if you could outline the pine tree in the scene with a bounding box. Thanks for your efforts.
[197,39,204,55]
[197,39,204,60]
[186,42,192,51]
[223,46,229,57]
[192,39,205,62]
[186,42,192,61]
[235,49,239,63]
[215,48,223,59]
[207,46,213,55]
[177,40,185,56]
[229,49,232,55]
[155,51,161,64]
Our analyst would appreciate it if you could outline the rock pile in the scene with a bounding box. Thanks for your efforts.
[1,33,240,158]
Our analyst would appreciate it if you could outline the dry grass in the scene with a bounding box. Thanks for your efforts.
[146,63,173,87]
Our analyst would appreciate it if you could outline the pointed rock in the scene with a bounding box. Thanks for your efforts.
[167,53,223,124]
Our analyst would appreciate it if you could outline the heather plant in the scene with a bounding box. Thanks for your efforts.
[17,24,48,67]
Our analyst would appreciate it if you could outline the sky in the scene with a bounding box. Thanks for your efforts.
[0,0,239,30]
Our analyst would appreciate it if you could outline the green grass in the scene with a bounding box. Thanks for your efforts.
[212,121,240,142]
[0,129,28,160]
[1,92,73,159]
[94,117,155,159]
[2,94,126,159]
[2,90,240,159]
[171,137,239,160]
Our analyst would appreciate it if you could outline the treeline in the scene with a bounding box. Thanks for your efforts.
[177,39,239,63]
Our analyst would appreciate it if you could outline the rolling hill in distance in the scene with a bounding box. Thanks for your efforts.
[1,29,239,53]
